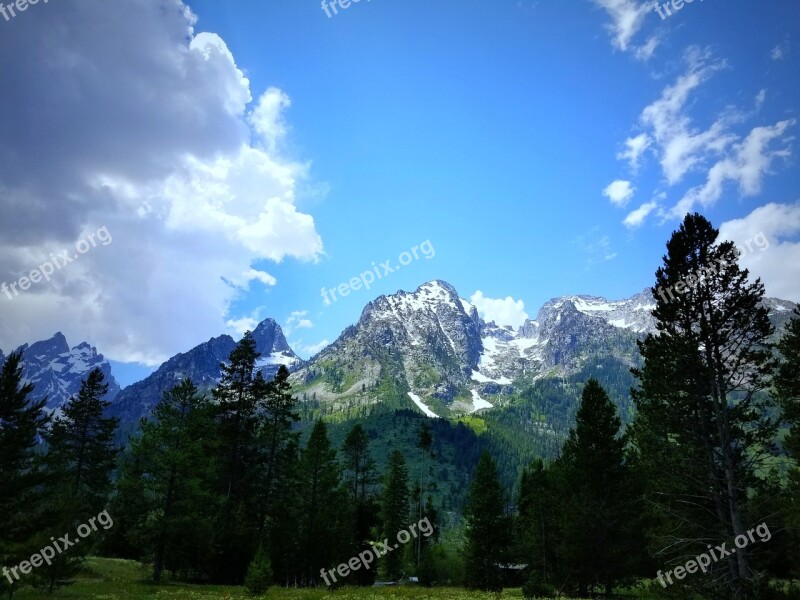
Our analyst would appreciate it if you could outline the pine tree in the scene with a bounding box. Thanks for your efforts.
[128,379,218,582]
[297,420,346,585]
[342,424,379,586]
[210,331,269,582]
[45,367,119,511]
[516,459,556,596]
[631,213,778,597]
[551,379,633,596]
[775,308,800,569]
[776,308,800,462]
[463,451,508,592]
[257,365,300,538]
[415,421,433,569]
[0,351,49,598]
[381,450,410,581]
[42,367,119,589]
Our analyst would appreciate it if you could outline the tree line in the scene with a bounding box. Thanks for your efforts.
[1,213,799,599]
[464,214,800,599]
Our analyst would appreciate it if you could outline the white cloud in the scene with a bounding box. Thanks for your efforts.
[297,339,330,357]
[639,49,733,184]
[617,133,651,171]
[610,48,795,221]
[671,120,795,217]
[469,291,529,329]
[755,89,767,110]
[284,310,314,336]
[719,203,800,301]
[603,180,636,206]
[770,42,789,61]
[0,0,324,366]
[244,269,278,287]
[623,200,658,228]
[592,0,655,57]
[226,316,260,335]
[634,35,661,61]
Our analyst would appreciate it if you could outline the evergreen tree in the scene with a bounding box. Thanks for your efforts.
[297,420,346,585]
[631,213,778,597]
[775,308,800,573]
[415,421,434,569]
[381,450,410,581]
[45,367,119,512]
[463,451,508,592]
[126,379,218,582]
[551,379,633,596]
[0,351,49,598]
[266,439,302,586]
[341,424,379,586]
[244,545,273,594]
[776,308,800,462]
[257,365,300,539]
[210,331,269,582]
[42,368,119,590]
[516,459,556,596]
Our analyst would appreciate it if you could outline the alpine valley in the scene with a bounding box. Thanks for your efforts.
[6,280,796,480]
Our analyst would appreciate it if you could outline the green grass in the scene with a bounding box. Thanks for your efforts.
[7,557,657,600]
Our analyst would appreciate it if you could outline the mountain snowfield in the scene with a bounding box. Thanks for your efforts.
[0,332,120,413]
[290,282,670,418]
[4,280,796,424]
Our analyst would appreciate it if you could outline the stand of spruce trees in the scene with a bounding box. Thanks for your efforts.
[1,213,798,598]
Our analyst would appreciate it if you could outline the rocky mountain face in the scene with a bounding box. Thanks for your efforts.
[5,283,795,428]
[1,332,120,412]
[291,282,796,419]
[108,318,300,424]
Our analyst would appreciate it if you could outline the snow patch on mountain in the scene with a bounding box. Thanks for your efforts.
[470,389,493,412]
[407,392,439,418]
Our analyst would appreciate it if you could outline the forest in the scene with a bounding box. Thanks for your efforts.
[1,215,799,600]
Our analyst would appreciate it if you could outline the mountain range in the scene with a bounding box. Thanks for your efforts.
[4,281,796,430]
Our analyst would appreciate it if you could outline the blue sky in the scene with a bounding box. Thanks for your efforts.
[0,0,798,386]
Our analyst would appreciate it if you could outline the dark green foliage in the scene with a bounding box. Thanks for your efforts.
[209,331,272,582]
[382,450,410,581]
[119,379,218,582]
[40,368,119,591]
[463,451,508,592]
[0,351,49,598]
[550,379,637,596]
[45,368,119,513]
[341,424,379,586]
[244,545,272,594]
[296,420,348,585]
[631,213,779,598]
[775,308,800,575]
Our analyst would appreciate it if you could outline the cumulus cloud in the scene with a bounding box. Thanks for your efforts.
[0,0,324,365]
[603,180,636,206]
[469,291,529,329]
[719,203,800,301]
